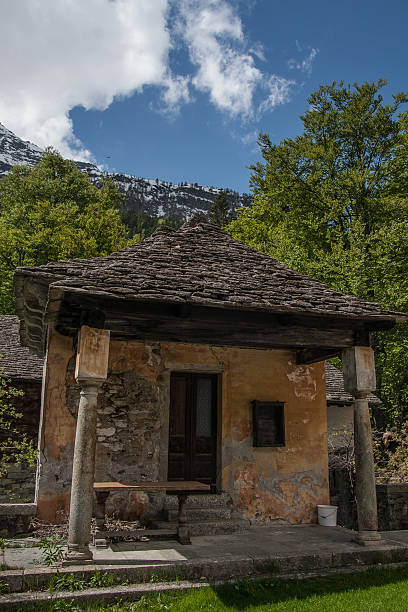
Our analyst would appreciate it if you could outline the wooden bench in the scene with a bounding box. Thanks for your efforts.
[93,481,210,546]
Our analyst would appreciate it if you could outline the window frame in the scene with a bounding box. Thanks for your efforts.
[251,400,286,448]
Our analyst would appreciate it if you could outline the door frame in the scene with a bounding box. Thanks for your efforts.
[168,371,218,486]
[160,364,223,490]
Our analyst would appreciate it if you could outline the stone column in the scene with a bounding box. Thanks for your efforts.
[65,326,110,563]
[342,346,381,546]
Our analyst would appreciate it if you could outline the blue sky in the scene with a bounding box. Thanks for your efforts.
[1,0,408,194]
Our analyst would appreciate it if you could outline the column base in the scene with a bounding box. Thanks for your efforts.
[354,530,382,546]
[63,545,94,564]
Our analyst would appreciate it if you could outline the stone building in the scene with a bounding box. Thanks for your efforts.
[325,362,382,444]
[14,217,407,560]
[0,315,43,502]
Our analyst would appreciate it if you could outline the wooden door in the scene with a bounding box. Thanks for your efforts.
[168,372,218,486]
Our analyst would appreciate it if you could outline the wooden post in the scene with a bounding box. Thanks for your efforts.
[342,347,381,545]
[94,491,110,548]
[64,326,110,563]
[176,492,191,545]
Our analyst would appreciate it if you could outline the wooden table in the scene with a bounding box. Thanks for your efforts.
[93,481,210,546]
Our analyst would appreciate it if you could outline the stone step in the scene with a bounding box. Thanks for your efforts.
[163,492,232,510]
[165,506,232,522]
[151,518,250,536]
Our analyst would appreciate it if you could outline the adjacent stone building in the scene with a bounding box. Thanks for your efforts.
[0,315,43,502]
[14,217,407,558]
[326,362,382,443]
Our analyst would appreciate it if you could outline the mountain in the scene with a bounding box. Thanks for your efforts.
[0,122,251,220]
[0,122,42,173]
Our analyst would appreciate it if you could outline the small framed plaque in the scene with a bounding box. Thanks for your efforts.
[252,401,285,447]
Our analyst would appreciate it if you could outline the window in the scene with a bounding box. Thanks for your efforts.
[252,401,285,447]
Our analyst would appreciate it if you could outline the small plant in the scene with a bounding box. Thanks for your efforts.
[233,578,265,597]
[51,599,81,611]
[149,572,161,583]
[49,572,86,592]
[88,570,115,588]
[0,578,10,595]
[48,570,115,593]
[138,592,171,610]
[38,535,64,566]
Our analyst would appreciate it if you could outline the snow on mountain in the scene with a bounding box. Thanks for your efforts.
[0,122,251,219]
[0,122,42,174]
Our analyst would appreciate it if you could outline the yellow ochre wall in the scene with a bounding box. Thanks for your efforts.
[37,328,329,524]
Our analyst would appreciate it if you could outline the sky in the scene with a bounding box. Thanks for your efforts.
[1,0,407,194]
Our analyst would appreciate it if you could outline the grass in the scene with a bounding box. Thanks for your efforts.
[11,564,408,611]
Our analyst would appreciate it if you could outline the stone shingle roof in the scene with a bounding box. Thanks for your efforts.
[15,217,407,323]
[0,315,43,381]
[325,362,381,406]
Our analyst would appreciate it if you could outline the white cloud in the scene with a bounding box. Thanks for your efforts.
[0,0,297,159]
[177,0,260,117]
[177,0,292,119]
[231,129,259,146]
[160,74,192,115]
[249,42,266,63]
[288,47,318,75]
[0,0,179,159]
[258,75,294,115]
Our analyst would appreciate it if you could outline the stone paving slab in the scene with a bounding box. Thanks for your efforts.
[382,530,408,544]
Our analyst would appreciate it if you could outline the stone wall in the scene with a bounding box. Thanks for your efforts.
[66,362,164,520]
[0,464,37,504]
[0,379,41,503]
[0,503,37,537]
[37,328,329,524]
[330,475,408,531]
[377,484,408,531]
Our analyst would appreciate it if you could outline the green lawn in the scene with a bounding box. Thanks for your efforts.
[18,565,408,611]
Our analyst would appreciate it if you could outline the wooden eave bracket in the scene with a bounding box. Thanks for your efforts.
[43,286,66,324]
[296,348,341,365]
[296,326,374,364]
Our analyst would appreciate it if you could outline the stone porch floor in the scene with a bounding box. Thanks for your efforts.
[4,524,408,579]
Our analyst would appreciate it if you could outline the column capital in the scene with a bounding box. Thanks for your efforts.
[354,391,370,400]
[342,346,376,396]
[75,377,105,389]
[75,325,110,383]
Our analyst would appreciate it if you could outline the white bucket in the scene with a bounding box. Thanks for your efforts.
[317,504,338,526]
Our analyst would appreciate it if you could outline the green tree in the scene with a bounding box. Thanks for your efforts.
[0,370,36,480]
[121,209,184,240]
[229,80,408,421]
[209,189,232,227]
[0,149,129,313]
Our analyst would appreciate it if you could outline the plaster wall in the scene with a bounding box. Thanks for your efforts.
[37,329,329,524]
[327,404,354,439]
